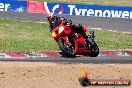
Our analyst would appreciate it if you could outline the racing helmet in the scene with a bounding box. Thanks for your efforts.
[47,12,57,23]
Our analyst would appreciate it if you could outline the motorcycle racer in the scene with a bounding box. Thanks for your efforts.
[47,12,93,49]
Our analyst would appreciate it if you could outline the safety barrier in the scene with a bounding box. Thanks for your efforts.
[0,0,132,19]
[0,0,27,12]
[25,0,132,7]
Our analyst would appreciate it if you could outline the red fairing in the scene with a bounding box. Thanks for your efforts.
[51,21,94,56]
[51,21,72,42]
[61,37,69,42]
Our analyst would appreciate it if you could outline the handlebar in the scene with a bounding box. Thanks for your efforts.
[64,20,72,26]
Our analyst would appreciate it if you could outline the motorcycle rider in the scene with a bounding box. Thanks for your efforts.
[47,12,93,49]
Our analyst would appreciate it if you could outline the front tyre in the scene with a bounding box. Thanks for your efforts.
[89,43,99,57]
[58,38,75,57]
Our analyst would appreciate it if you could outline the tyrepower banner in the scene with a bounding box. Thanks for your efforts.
[27,1,132,19]
[1,0,132,19]
[67,4,132,19]
[0,0,27,12]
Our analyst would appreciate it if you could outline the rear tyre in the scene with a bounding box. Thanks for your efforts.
[89,43,99,57]
[58,38,75,57]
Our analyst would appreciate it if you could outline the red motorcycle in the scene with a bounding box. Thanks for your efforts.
[51,20,99,57]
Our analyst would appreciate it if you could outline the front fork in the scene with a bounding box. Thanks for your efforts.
[89,30,95,42]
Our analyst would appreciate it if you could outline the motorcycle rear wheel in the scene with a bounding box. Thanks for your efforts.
[58,38,75,57]
[89,43,99,57]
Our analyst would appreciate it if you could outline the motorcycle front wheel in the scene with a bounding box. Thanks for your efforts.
[58,38,75,57]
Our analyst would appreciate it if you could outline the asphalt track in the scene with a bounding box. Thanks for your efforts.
[0,11,132,32]
[0,56,132,64]
[0,11,132,64]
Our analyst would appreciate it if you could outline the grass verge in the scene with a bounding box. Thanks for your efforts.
[0,19,131,52]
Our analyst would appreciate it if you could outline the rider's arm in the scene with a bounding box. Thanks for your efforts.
[64,19,72,26]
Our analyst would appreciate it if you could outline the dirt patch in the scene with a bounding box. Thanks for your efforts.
[0,62,131,88]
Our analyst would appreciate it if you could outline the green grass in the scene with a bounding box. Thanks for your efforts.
[0,19,131,52]
[0,19,59,52]
[94,30,132,50]
[31,0,132,6]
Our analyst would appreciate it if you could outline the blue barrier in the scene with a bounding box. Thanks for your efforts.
[0,0,132,19]
[0,0,27,12]
[44,2,132,19]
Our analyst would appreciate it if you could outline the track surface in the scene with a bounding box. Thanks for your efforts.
[0,56,132,64]
[0,12,132,32]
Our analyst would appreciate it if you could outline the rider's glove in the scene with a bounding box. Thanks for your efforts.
[65,20,72,26]
[60,17,65,21]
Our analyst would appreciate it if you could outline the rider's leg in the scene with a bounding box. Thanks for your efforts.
[72,24,93,48]
[78,24,94,48]
[80,30,91,48]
